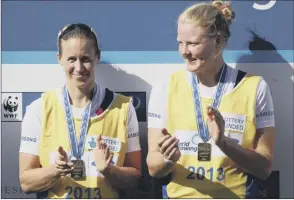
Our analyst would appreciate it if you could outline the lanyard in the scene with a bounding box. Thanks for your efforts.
[191,64,227,143]
[63,84,97,159]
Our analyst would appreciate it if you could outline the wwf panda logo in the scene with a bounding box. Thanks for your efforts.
[3,96,19,113]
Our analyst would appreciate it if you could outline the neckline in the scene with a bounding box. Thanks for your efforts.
[73,89,116,121]
[185,68,248,100]
[197,74,248,100]
[188,64,227,98]
[56,86,116,121]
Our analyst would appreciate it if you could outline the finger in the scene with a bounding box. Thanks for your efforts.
[67,162,74,167]
[57,146,64,159]
[161,128,170,136]
[58,165,75,177]
[206,106,214,122]
[164,139,179,157]
[60,168,73,177]
[106,146,111,159]
[214,114,225,131]
[102,142,107,150]
[102,143,107,155]
[158,135,171,147]
[166,147,178,160]
[99,141,105,150]
[61,167,74,173]
[55,164,69,172]
[60,172,66,177]
[217,113,225,126]
[57,146,66,157]
[106,153,114,166]
[96,135,103,149]
[209,113,225,135]
[56,168,63,175]
[58,168,73,177]
[160,137,177,154]
[213,110,223,124]
[55,159,68,167]
[212,107,223,120]
[57,146,68,161]
[97,134,102,142]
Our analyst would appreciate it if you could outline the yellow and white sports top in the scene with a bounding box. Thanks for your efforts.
[148,66,275,198]
[19,86,140,198]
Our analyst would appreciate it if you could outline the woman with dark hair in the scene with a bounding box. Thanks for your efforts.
[19,23,141,199]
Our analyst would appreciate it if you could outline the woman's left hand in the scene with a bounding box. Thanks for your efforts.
[94,135,114,174]
[206,106,225,146]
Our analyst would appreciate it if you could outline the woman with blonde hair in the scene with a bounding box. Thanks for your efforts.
[147,1,275,198]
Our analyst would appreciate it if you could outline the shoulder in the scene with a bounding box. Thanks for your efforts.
[151,69,183,93]
[257,78,270,91]
[23,88,60,120]
[255,78,275,128]
[243,71,263,81]
[169,69,187,83]
[256,78,273,102]
[25,88,64,119]
[24,97,43,117]
[41,88,60,99]
[112,91,132,104]
[35,88,62,111]
[106,90,133,115]
[233,68,263,90]
[227,65,261,81]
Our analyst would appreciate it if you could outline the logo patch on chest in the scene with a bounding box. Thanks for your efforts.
[174,130,198,155]
[85,135,121,153]
[222,113,246,133]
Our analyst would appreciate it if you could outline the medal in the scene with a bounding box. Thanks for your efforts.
[71,159,85,179]
[191,64,227,161]
[197,143,211,161]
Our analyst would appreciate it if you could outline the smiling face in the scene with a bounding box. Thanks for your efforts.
[58,37,99,89]
[177,22,221,73]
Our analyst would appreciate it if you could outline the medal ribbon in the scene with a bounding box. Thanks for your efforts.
[63,84,97,159]
[191,64,227,143]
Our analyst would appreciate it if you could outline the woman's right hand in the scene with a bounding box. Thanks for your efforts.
[53,146,74,178]
[158,128,181,163]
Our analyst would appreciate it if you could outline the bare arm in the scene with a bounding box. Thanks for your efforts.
[19,98,63,192]
[19,153,59,193]
[217,127,274,180]
[146,128,180,178]
[19,147,73,193]
[101,151,142,189]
